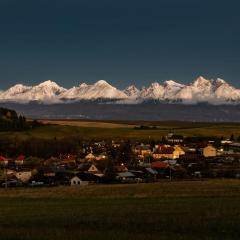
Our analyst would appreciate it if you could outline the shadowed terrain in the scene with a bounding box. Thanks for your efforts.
[2,102,240,121]
[0,180,240,240]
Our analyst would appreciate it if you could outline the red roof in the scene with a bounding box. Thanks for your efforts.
[61,154,76,161]
[154,146,174,154]
[0,156,7,162]
[151,161,169,169]
[17,155,25,161]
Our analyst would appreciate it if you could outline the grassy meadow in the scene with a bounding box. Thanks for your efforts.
[0,120,240,140]
[0,180,240,240]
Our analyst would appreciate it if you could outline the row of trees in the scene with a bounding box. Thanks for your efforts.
[0,137,80,158]
[0,107,42,131]
[0,137,137,165]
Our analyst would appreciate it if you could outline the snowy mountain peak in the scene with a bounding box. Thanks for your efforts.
[124,85,140,98]
[4,84,31,95]
[124,85,139,92]
[139,82,165,99]
[38,80,57,86]
[11,83,27,88]
[164,80,177,86]
[79,83,88,88]
[94,80,111,87]
[1,76,240,104]
[59,80,127,100]
[163,80,185,99]
[150,82,161,88]
[214,78,227,86]
[9,83,30,90]
[216,78,226,84]
[192,76,211,87]
[37,80,65,90]
[0,83,31,102]
[164,80,185,87]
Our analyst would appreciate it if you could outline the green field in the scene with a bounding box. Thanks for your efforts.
[0,120,240,140]
[0,180,240,240]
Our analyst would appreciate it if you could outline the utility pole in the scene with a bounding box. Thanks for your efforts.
[4,162,7,189]
[170,164,172,181]
[168,159,172,181]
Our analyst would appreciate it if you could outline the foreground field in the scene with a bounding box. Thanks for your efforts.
[1,120,240,140]
[0,180,240,240]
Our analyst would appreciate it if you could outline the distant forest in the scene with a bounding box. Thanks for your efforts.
[0,107,41,131]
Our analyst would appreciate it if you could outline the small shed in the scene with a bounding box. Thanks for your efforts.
[145,168,158,176]
[116,171,136,183]
[70,176,88,186]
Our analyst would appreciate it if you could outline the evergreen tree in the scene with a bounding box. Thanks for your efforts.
[230,134,235,141]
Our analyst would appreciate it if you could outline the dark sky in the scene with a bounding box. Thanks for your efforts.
[0,0,240,89]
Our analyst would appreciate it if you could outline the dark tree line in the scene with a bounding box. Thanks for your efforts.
[107,140,137,167]
[0,136,81,159]
[0,107,42,131]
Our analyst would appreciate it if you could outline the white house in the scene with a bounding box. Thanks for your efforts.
[70,176,89,186]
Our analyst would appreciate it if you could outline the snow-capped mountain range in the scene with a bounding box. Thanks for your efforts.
[1,76,240,104]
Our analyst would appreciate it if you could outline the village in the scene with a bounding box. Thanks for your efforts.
[1,131,240,188]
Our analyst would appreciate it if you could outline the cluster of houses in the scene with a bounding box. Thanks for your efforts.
[1,134,240,187]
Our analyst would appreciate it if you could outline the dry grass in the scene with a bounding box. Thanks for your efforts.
[1,180,240,199]
[41,120,134,128]
[1,121,240,140]
[0,180,240,240]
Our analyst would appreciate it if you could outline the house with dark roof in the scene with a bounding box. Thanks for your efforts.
[167,134,184,143]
